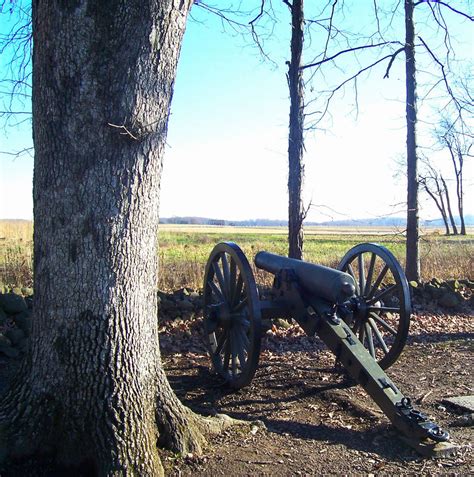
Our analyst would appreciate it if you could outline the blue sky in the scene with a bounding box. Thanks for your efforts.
[1,1,472,222]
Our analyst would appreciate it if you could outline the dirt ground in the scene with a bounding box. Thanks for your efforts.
[0,311,472,475]
[160,312,474,476]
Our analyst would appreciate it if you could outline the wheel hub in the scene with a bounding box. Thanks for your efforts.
[353,296,369,323]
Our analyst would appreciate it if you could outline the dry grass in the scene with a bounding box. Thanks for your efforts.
[0,220,34,290]
[0,220,472,292]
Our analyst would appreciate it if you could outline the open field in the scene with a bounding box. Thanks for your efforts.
[1,220,473,291]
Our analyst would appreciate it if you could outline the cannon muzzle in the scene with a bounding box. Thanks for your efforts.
[254,251,356,304]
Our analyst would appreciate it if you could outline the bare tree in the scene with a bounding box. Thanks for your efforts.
[286,0,305,259]
[0,1,238,474]
[294,0,473,280]
[419,159,453,235]
[436,118,472,235]
[404,0,420,280]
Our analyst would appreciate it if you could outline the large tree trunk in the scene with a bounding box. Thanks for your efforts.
[0,1,224,475]
[404,0,420,281]
[287,0,305,260]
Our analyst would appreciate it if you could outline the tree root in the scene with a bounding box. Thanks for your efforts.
[158,402,265,457]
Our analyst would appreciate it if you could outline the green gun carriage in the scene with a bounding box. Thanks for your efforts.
[202,241,451,452]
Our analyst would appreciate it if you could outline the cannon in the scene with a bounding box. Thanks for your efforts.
[203,242,451,451]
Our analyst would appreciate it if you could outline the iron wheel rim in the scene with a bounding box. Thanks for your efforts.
[203,242,261,389]
[338,243,411,369]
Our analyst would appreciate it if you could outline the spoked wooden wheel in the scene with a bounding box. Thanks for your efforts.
[338,243,411,369]
[203,242,261,389]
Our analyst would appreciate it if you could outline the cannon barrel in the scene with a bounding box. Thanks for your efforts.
[254,251,356,304]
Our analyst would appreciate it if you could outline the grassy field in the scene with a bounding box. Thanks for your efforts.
[1,220,472,292]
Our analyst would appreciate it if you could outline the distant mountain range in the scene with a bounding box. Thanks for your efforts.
[161,215,474,227]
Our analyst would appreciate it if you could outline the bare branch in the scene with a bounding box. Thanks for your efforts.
[383,46,405,78]
[0,146,33,159]
[418,35,462,114]
[309,52,397,127]
[301,41,401,70]
[249,0,266,25]
[414,0,474,21]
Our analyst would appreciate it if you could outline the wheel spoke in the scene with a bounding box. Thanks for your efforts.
[208,333,218,352]
[207,279,224,302]
[221,254,230,297]
[212,260,227,300]
[368,305,400,313]
[223,338,231,371]
[351,317,361,335]
[364,253,377,296]
[231,331,238,376]
[240,327,250,348]
[232,274,244,308]
[368,284,397,305]
[368,317,389,354]
[359,323,366,345]
[358,253,366,295]
[234,330,246,368]
[215,330,227,355]
[365,322,376,358]
[366,264,389,301]
[234,295,248,312]
[241,318,251,330]
[229,258,237,305]
[370,312,397,335]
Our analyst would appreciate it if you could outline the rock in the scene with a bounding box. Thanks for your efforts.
[438,292,460,309]
[0,307,7,324]
[25,296,33,309]
[0,293,28,314]
[0,344,20,358]
[179,299,194,311]
[4,328,26,345]
[425,284,444,299]
[451,413,474,427]
[16,337,29,353]
[13,310,32,335]
[160,298,175,311]
[462,279,474,290]
[0,333,12,347]
[0,334,20,358]
[446,279,460,291]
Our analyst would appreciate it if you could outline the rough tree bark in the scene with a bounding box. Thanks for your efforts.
[404,0,420,281]
[0,1,235,475]
[287,0,305,260]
